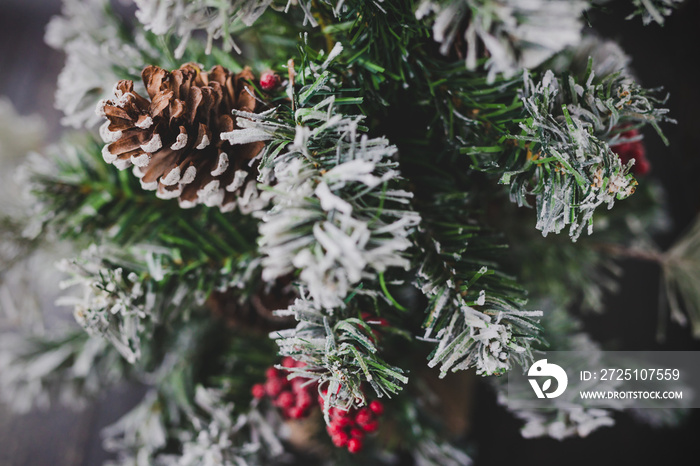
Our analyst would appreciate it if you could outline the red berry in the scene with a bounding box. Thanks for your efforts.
[251,383,266,399]
[350,428,365,439]
[266,367,282,380]
[260,71,279,91]
[369,400,384,416]
[355,408,373,426]
[347,437,363,453]
[290,378,307,392]
[361,421,379,433]
[265,378,284,397]
[281,357,297,368]
[287,406,307,419]
[275,391,295,409]
[635,156,651,175]
[327,422,342,435]
[334,416,353,428]
[628,144,645,160]
[332,431,350,447]
[295,392,313,410]
[610,129,650,176]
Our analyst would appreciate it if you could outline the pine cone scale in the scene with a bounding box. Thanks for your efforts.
[107,131,149,155]
[150,91,173,117]
[140,151,179,184]
[218,114,234,133]
[104,105,131,121]
[143,66,167,99]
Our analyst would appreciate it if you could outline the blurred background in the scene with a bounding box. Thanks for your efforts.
[0,0,698,465]
[0,1,146,464]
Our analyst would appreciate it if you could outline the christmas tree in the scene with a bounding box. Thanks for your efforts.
[0,0,698,464]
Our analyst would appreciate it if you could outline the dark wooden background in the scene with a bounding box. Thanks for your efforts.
[0,1,699,465]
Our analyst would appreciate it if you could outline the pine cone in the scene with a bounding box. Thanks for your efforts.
[98,63,266,211]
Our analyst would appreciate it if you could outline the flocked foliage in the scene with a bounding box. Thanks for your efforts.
[464,64,670,240]
[416,0,589,82]
[46,0,151,128]
[0,331,130,413]
[251,77,420,309]
[414,189,542,377]
[627,0,684,24]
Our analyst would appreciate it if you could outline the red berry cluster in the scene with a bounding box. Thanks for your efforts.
[251,357,316,420]
[252,359,385,453]
[322,399,385,454]
[259,71,280,91]
[610,128,650,176]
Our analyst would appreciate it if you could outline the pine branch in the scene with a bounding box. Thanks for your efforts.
[0,329,131,413]
[465,66,670,240]
[55,244,216,364]
[414,191,543,377]
[216,50,420,310]
[626,0,684,25]
[214,52,421,413]
[272,292,409,418]
[500,180,667,312]
[131,0,350,59]
[253,103,419,308]
[403,405,473,466]
[46,0,153,128]
[47,0,257,129]
[102,385,287,465]
[416,0,590,82]
[28,134,260,285]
